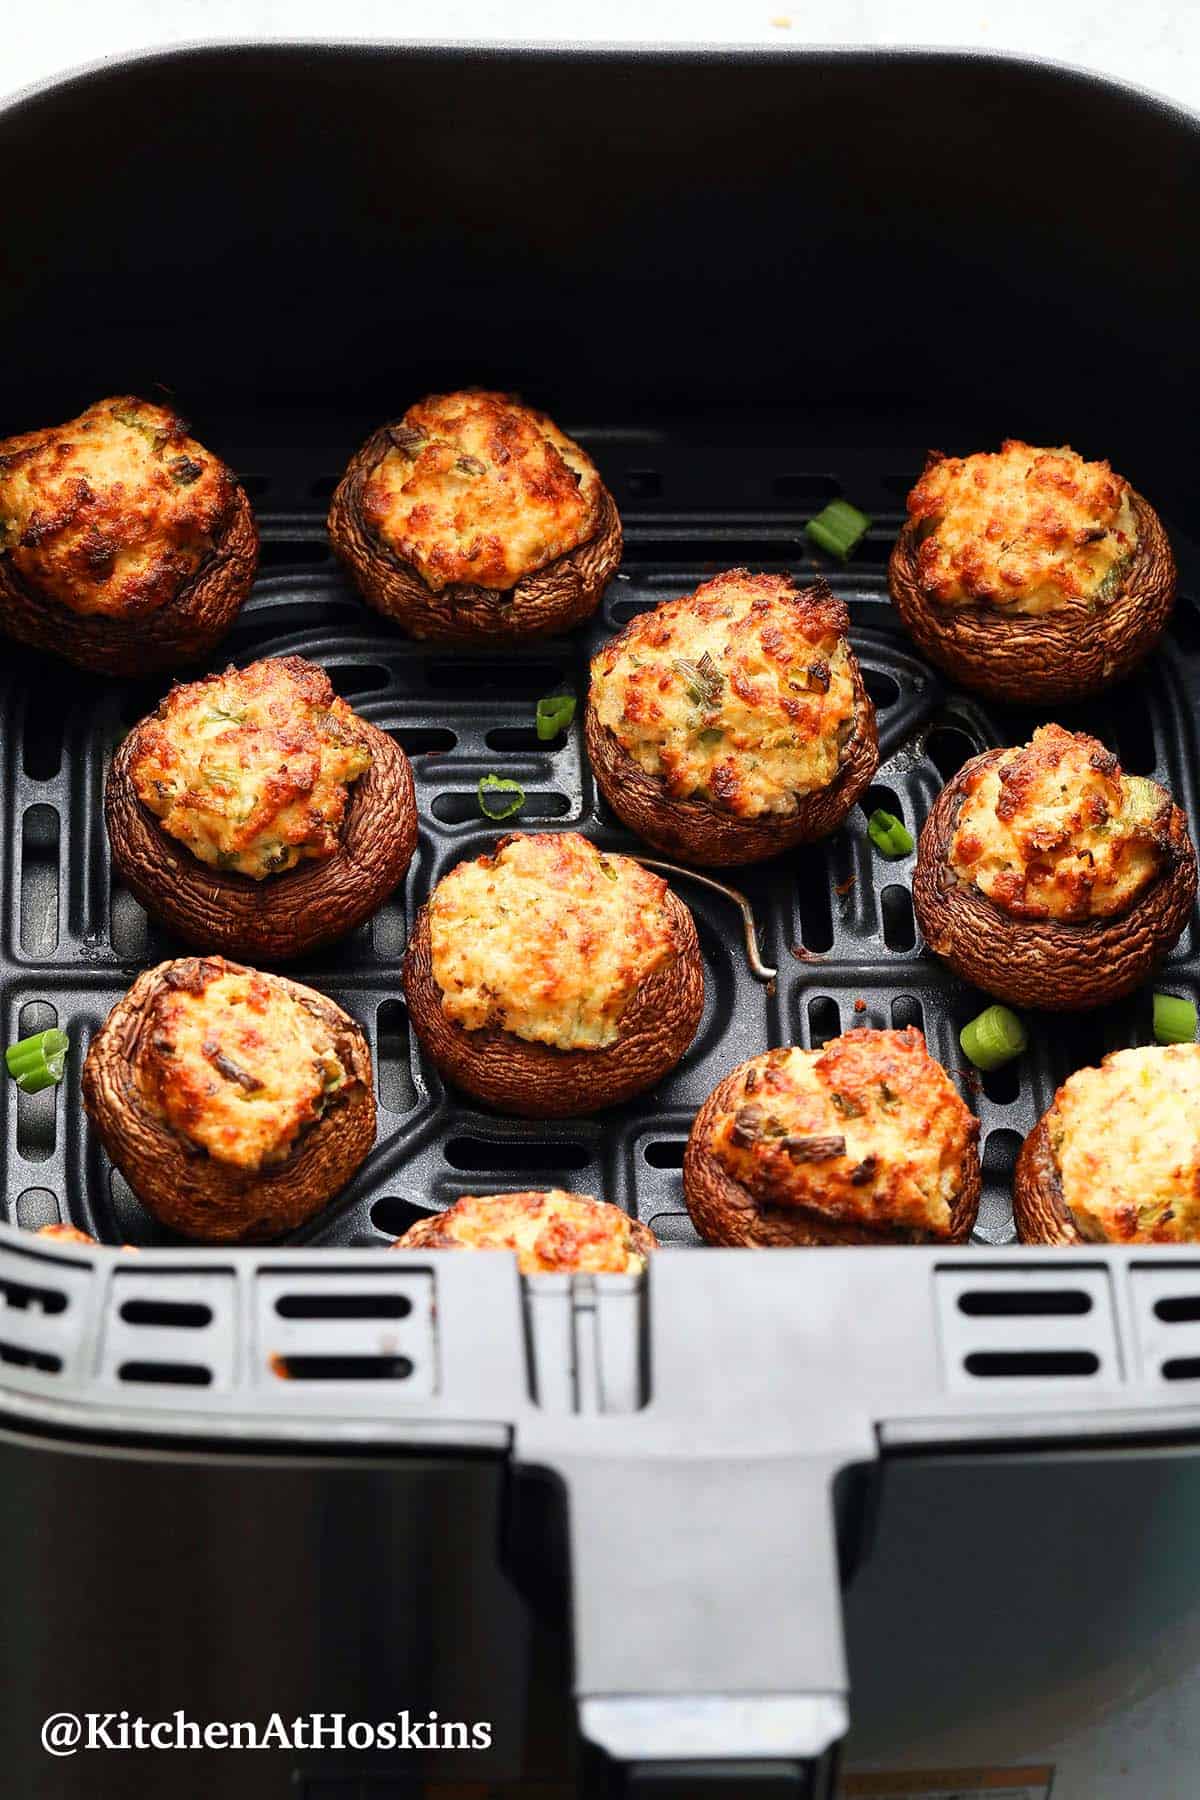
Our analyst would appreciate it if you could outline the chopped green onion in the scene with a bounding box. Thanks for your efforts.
[535,693,576,741]
[867,809,914,858]
[960,1005,1026,1072]
[478,774,526,821]
[5,1028,69,1094]
[805,499,872,561]
[1154,992,1198,1045]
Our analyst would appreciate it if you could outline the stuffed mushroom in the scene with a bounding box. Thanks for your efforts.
[585,570,879,866]
[402,831,704,1117]
[328,390,621,641]
[913,723,1195,1010]
[683,1027,980,1246]
[105,654,418,962]
[35,1224,100,1246]
[0,396,257,675]
[391,1189,657,1272]
[888,441,1176,703]
[1015,1044,1200,1244]
[82,956,376,1242]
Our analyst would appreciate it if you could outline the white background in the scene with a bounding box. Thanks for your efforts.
[5,0,1198,116]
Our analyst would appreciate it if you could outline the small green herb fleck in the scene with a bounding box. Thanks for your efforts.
[535,693,577,740]
[478,774,526,821]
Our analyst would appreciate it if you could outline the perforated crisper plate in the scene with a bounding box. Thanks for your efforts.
[3,433,1199,1254]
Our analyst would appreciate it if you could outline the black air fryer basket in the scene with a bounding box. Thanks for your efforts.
[1,43,1199,1799]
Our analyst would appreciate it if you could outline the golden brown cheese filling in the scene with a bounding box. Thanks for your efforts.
[949,724,1169,922]
[0,397,236,618]
[590,571,857,818]
[429,832,680,1052]
[393,1190,650,1273]
[129,656,372,881]
[361,391,603,592]
[908,441,1137,614]
[138,961,351,1171]
[708,1029,977,1238]
[1051,1045,1200,1243]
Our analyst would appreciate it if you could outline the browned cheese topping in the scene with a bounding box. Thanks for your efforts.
[1051,1045,1200,1243]
[360,390,603,591]
[0,397,236,617]
[393,1189,651,1273]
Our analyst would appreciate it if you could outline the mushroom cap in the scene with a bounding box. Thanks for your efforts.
[888,492,1176,703]
[105,711,417,963]
[1012,1114,1085,1244]
[401,886,705,1118]
[912,749,1196,1010]
[328,423,622,642]
[81,959,376,1243]
[682,1054,981,1246]
[0,484,258,676]
[584,652,879,867]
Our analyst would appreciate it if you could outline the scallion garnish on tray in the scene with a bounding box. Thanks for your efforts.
[5,1028,69,1094]
[867,809,914,857]
[959,1005,1026,1071]
[478,774,526,821]
[805,499,872,561]
[535,692,577,740]
[1153,992,1198,1045]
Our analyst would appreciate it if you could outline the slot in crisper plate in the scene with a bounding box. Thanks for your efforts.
[3,433,1198,1255]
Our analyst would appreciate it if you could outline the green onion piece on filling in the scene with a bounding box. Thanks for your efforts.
[5,1028,69,1094]
[867,809,914,857]
[805,499,872,561]
[960,1005,1027,1072]
[535,693,577,741]
[478,774,526,821]
[1154,992,1198,1045]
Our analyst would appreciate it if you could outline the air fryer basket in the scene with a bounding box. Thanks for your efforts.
[1,43,1200,1799]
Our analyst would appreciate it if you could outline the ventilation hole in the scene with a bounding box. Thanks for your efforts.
[1154,1298,1200,1324]
[325,663,389,697]
[1171,602,1200,654]
[23,710,63,781]
[0,1341,61,1374]
[772,473,839,502]
[257,537,330,567]
[15,1188,60,1230]
[237,473,271,498]
[981,1058,1021,1105]
[271,1354,413,1381]
[796,848,833,953]
[486,724,574,751]
[370,1196,435,1238]
[891,995,923,1031]
[958,1290,1092,1317]
[881,885,915,952]
[862,670,901,709]
[275,1293,413,1320]
[118,1361,212,1386]
[118,1300,213,1329]
[109,882,150,959]
[1162,1358,1200,1381]
[626,469,663,499]
[308,474,340,500]
[1111,696,1158,776]
[808,995,841,1048]
[881,471,917,498]
[388,726,456,755]
[431,791,570,824]
[609,600,654,625]
[20,806,59,955]
[119,679,167,726]
[444,1136,590,1173]
[372,893,407,959]
[424,659,563,696]
[0,1276,67,1315]
[376,1000,416,1113]
[16,1001,58,1164]
[964,1351,1099,1378]
[645,1211,702,1245]
[644,1140,686,1168]
[927,725,978,781]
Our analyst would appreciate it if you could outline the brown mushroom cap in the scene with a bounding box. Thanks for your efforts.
[1012,1114,1083,1244]
[683,1056,981,1246]
[105,710,418,963]
[81,959,376,1242]
[328,424,622,642]
[912,750,1196,1010]
[888,492,1176,704]
[0,484,258,677]
[584,653,879,867]
[401,887,705,1118]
